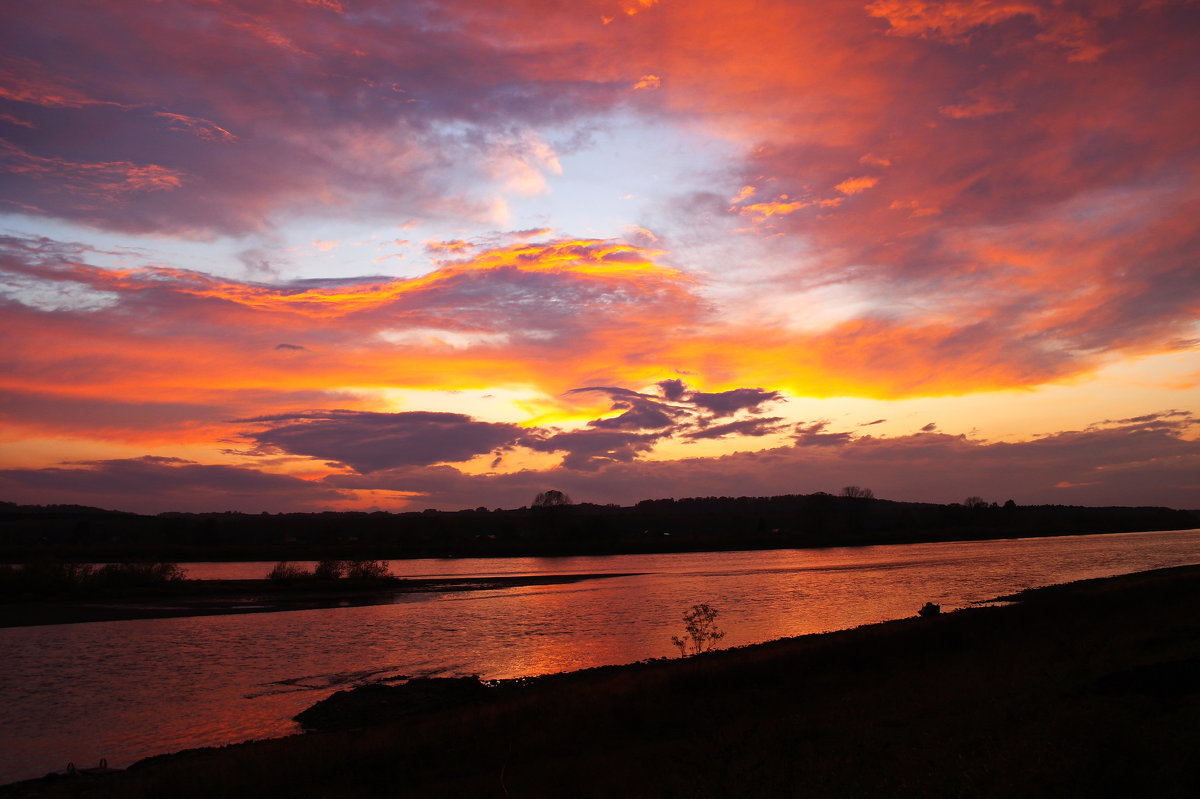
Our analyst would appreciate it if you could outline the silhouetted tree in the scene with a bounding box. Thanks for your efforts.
[841,486,875,499]
[533,490,572,508]
[964,496,988,509]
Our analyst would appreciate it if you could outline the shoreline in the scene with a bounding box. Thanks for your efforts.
[0,573,641,628]
[4,563,1199,796]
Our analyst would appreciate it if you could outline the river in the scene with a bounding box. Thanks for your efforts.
[2,528,1198,785]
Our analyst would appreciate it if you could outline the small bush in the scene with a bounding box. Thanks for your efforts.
[267,561,311,581]
[93,562,186,588]
[313,559,346,580]
[345,559,390,580]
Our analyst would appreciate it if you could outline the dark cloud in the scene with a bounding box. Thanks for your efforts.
[686,417,787,440]
[588,404,677,431]
[1100,410,1191,427]
[793,421,855,447]
[921,423,938,432]
[657,379,687,401]
[5,412,1195,513]
[0,456,349,513]
[566,386,688,431]
[526,429,661,471]
[330,413,1200,511]
[233,380,819,475]
[861,419,886,426]
[274,343,306,351]
[688,387,783,417]
[560,382,795,450]
[241,410,525,472]
[566,386,652,401]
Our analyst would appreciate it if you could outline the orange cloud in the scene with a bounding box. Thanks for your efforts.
[738,199,811,218]
[865,0,1111,61]
[425,239,473,255]
[834,176,879,195]
[865,1,1042,40]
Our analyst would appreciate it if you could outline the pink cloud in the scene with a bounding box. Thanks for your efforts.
[0,140,183,201]
[0,1,632,236]
[154,112,239,142]
[0,55,118,108]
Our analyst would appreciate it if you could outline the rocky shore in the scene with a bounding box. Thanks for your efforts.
[3,564,1198,797]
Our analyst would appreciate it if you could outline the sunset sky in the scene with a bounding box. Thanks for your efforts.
[1,0,1198,513]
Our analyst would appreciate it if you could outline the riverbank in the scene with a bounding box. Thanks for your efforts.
[4,563,1198,797]
[0,573,640,628]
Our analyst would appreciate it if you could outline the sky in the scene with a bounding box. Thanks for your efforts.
[1,0,1198,514]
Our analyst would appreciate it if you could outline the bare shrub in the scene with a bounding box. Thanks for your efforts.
[671,603,726,657]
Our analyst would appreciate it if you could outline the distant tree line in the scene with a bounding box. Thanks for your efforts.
[0,494,1195,562]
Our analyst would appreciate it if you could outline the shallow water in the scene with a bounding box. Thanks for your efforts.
[2,529,1198,784]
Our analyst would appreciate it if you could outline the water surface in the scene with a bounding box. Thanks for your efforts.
[2,529,1198,784]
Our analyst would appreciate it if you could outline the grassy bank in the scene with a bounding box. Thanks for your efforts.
[4,565,1199,797]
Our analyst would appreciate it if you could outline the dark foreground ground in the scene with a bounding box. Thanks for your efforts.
[5,565,1199,798]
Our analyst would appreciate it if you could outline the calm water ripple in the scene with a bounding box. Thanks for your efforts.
[2,529,1198,784]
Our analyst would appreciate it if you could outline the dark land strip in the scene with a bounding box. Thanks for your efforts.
[4,497,1195,563]
[4,564,1200,797]
[0,573,641,628]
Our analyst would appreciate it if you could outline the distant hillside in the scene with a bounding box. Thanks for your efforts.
[1,494,1196,561]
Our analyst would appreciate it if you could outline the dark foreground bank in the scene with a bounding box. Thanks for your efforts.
[5,565,1199,798]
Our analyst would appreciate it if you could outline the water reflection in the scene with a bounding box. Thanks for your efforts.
[1,528,1198,784]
